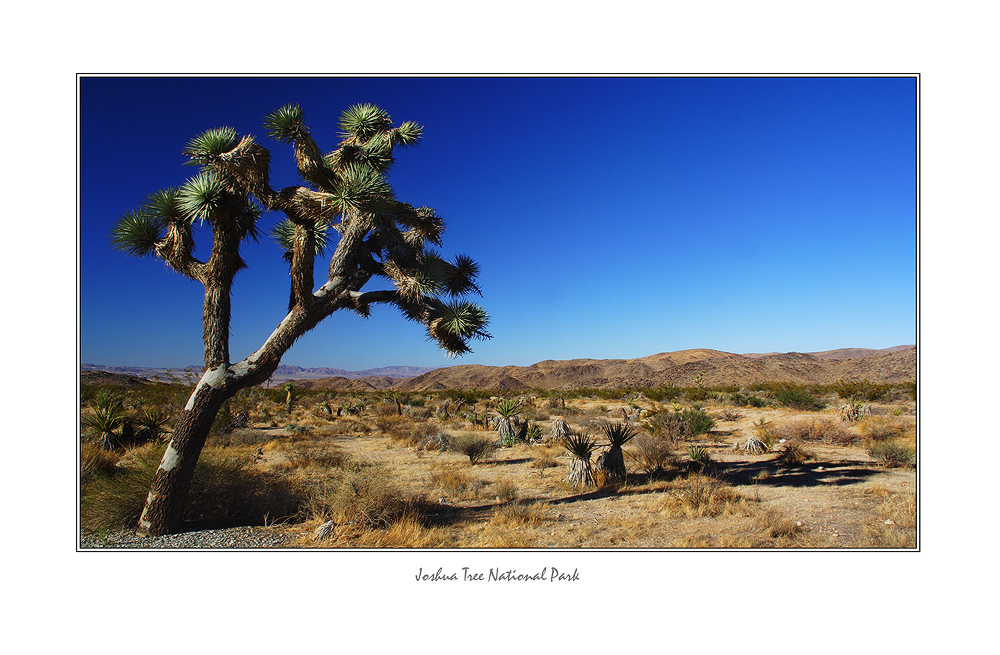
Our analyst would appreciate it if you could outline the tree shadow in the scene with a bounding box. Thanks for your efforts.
[719,458,882,488]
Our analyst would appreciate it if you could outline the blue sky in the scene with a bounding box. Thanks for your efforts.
[79,76,916,370]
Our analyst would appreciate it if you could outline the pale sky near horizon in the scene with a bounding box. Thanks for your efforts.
[80,76,916,370]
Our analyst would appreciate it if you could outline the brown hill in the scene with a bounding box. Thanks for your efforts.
[81,346,916,393]
[381,346,916,392]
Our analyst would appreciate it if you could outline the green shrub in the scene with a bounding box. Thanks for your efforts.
[775,388,824,410]
[452,433,497,464]
[683,407,715,438]
[868,441,915,468]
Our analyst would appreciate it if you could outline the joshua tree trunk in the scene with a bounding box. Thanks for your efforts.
[137,379,231,535]
[597,446,627,484]
[564,455,595,489]
[496,416,516,446]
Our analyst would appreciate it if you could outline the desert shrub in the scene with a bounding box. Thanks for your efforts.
[858,416,903,442]
[768,417,859,446]
[493,478,519,503]
[645,411,687,445]
[303,462,409,530]
[452,433,497,464]
[683,407,715,438]
[777,440,812,465]
[830,380,892,403]
[720,408,742,422]
[775,387,824,410]
[417,431,454,452]
[627,433,674,474]
[868,441,915,468]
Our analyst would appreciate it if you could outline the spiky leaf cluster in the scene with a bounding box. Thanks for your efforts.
[602,422,638,447]
[562,433,598,460]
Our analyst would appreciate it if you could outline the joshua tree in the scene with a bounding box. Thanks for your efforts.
[110,102,490,536]
[562,433,597,489]
[597,421,637,484]
[549,418,571,443]
[493,398,522,446]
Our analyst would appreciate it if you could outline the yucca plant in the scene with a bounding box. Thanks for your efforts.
[597,422,638,484]
[83,404,126,451]
[549,418,571,443]
[562,433,598,489]
[686,446,712,473]
[135,407,171,442]
[494,398,522,446]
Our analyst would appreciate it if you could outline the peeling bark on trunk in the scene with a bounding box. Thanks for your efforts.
[137,382,230,536]
[564,456,595,489]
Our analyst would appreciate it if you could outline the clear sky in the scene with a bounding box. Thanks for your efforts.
[79,76,916,370]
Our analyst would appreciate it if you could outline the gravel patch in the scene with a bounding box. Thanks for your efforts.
[80,525,295,549]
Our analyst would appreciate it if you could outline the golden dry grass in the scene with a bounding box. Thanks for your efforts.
[81,390,918,548]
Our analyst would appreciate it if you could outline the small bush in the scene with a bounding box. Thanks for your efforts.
[777,440,812,465]
[768,417,859,446]
[683,407,715,438]
[868,441,915,468]
[303,463,409,530]
[452,433,497,464]
[720,409,742,422]
[859,416,903,442]
[775,388,824,410]
[494,478,518,503]
[627,434,674,473]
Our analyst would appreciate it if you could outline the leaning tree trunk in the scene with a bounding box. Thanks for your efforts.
[597,445,627,484]
[137,380,231,536]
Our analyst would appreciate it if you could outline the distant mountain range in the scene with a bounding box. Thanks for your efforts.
[80,346,915,392]
[80,363,439,383]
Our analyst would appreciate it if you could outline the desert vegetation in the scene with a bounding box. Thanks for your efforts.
[80,377,917,548]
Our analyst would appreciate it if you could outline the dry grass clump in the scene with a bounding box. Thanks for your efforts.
[530,446,561,469]
[478,501,550,548]
[80,443,119,481]
[263,441,347,472]
[493,478,518,503]
[428,464,488,500]
[209,428,276,447]
[867,440,915,468]
[860,488,917,547]
[716,508,815,548]
[353,514,453,548]
[858,416,903,442]
[645,474,756,518]
[768,417,858,445]
[777,440,814,465]
[302,462,411,532]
